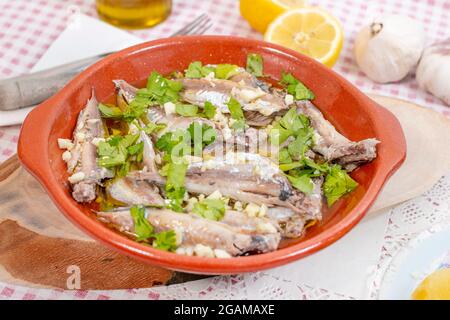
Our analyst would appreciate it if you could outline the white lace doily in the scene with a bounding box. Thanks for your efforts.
[366,173,450,299]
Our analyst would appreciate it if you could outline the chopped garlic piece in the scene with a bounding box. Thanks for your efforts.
[236,88,266,103]
[91,137,105,147]
[155,153,162,165]
[175,247,186,255]
[164,102,176,115]
[194,244,214,258]
[234,201,243,211]
[174,228,183,246]
[183,155,203,164]
[256,222,278,234]
[186,197,199,211]
[259,204,268,217]
[128,122,139,135]
[87,119,100,124]
[214,249,231,259]
[57,138,74,150]
[244,203,260,217]
[62,150,72,162]
[284,94,294,105]
[75,132,86,142]
[68,172,85,184]
[205,72,215,80]
[185,246,194,256]
[207,190,222,200]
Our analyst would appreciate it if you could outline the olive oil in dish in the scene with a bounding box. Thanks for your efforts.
[96,0,171,29]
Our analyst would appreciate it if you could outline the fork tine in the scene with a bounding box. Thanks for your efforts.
[177,14,209,36]
[185,16,212,35]
[170,13,209,36]
[193,21,213,35]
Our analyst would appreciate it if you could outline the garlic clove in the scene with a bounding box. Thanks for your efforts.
[354,15,425,83]
[416,38,450,106]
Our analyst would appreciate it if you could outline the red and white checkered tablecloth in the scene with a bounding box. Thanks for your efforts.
[0,0,449,300]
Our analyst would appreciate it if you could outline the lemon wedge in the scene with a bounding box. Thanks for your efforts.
[264,7,343,67]
[412,268,450,300]
[240,0,306,34]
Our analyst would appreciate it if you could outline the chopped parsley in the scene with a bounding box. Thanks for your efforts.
[130,205,154,241]
[142,122,166,135]
[97,133,143,177]
[98,103,123,119]
[185,61,215,78]
[192,198,225,221]
[165,160,188,212]
[323,165,358,206]
[280,72,315,101]
[214,63,240,79]
[152,230,178,251]
[202,101,217,119]
[184,61,240,80]
[227,97,246,130]
[155,122,217,212]
[130,205,178,251]
[175,103,199,117]
[122,71,183,122]
[246,53,264,77]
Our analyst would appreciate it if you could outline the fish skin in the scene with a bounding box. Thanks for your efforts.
[106,176,164,207]
[180,78,288,117]
[113,79,138,104]
[69,92,112,203]
[129,152,305,214]
[139,130,158,172]
[97,208,281,255]
[267,177,323,238]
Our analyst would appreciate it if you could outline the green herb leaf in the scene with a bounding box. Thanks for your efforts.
[203,101,217,119]
[155,131,187,154]
[280,72,315,101]
[123,71,183,122]
[227,97,244,120]
[175,104,198,117]
[187,122,217,149]
[98,103,123,118]
[246,53,264,77]
[215,64,240,79]
[130,205,154,241]
[97,134,141,173]
[193,198,225,221]
[287,174,314,194]
[278,148,292,164]
[152,230,178,251]
[231,119,246,131]
[165,160,188,212]
[143,122,166,135]
[185,61,215,78]
[323,165,358,206]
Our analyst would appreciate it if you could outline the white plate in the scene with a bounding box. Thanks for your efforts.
[378,221,450,299]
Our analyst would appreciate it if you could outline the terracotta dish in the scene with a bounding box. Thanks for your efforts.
[18,36,406,274]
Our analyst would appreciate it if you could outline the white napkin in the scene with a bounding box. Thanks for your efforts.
[0,13,142,127]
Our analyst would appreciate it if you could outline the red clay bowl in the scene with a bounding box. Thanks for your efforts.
[18,36,406,274]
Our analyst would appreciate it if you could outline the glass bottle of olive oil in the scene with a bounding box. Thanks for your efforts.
[96,0,172,29]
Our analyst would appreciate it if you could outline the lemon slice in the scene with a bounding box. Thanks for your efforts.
[240,0,306,34]
[412,268,450,300]
[264,7,343,67]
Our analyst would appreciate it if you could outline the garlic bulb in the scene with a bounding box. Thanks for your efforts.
[354,15,425,83]
[416,39,450,106]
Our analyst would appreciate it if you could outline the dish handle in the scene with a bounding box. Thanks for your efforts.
[17,99,54,185]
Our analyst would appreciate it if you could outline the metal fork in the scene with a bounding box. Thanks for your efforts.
[0,14,212,111]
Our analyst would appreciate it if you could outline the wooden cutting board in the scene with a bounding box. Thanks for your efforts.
[1,95,450,290]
